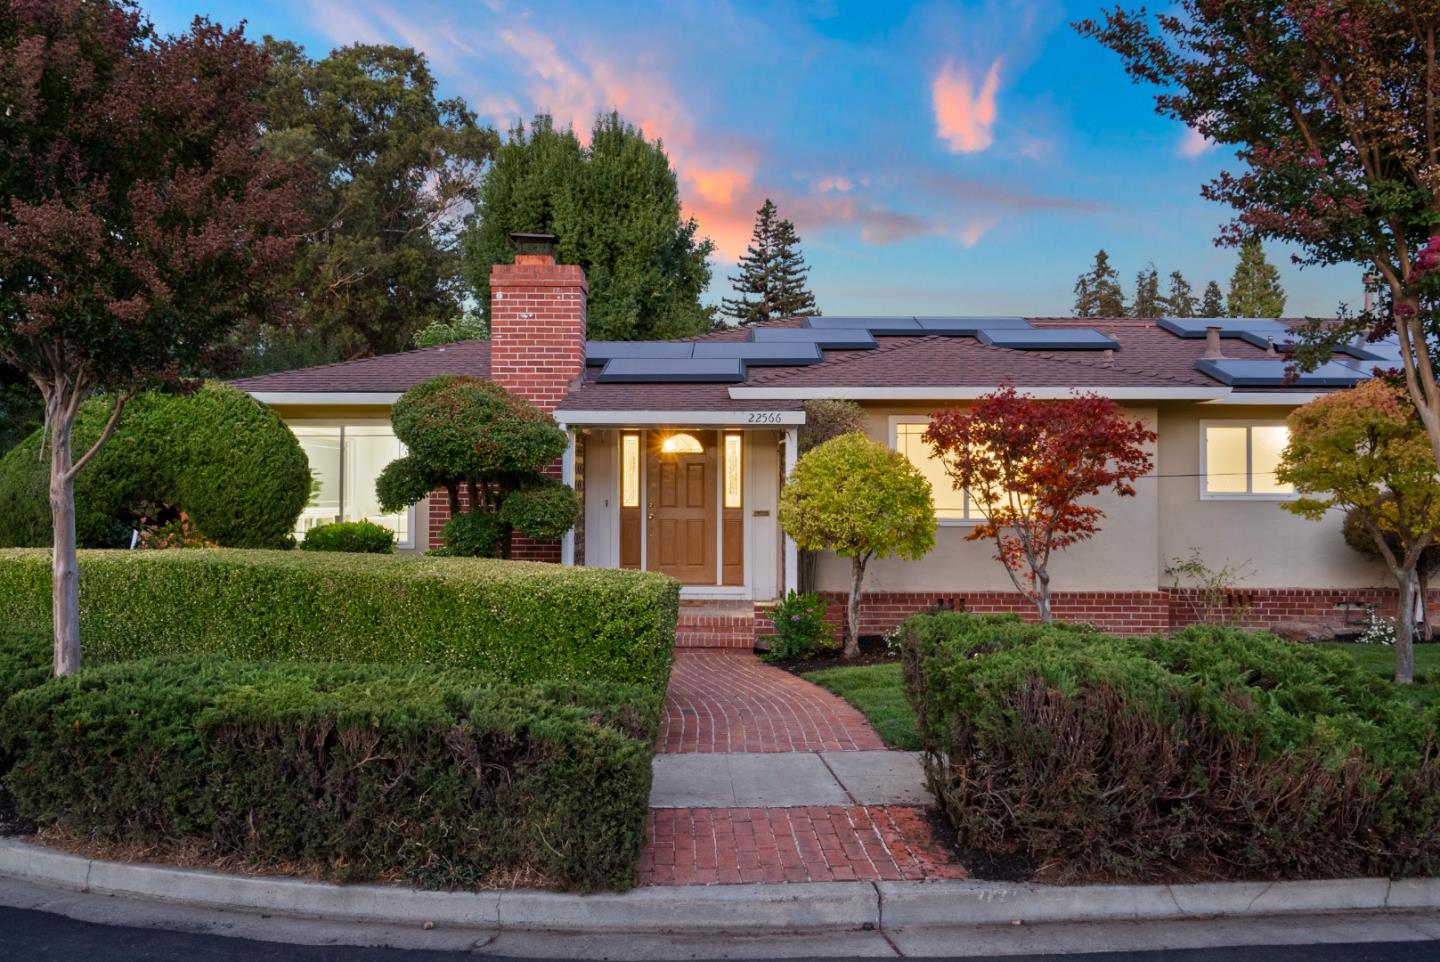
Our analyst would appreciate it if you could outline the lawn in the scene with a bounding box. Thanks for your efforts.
[805,642,1440,750]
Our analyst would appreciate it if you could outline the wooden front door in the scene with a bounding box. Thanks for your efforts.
[648,431,716,584]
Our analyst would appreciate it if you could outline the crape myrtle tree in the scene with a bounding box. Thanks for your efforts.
[0,1,307,675]
[1078,4,1440,469]
[1277,380,1440,685]
[1341,498,1440,642]
[924,388,1156,624]
[779,433,936,659]
[375,375,579,558]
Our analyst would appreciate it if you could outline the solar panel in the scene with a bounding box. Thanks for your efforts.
[750,328,878,350]
[585,341,695,366]
[804,316,920,332]
[595,357,747,383]
[1157,317,1290,338]
[1194,358,1366,387]
[1338,338,1405,362]
[692,342,824,365]
[977,328,1119,350]
[914,317,1032,335]
[1235,330,1292,352]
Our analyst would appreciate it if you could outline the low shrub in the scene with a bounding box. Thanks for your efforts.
[300,520,396,554]
[438,511,505,557]
[902,612,1440,883]
[0,549,678,700]
[764,591,834,661]
[0,654,655,891]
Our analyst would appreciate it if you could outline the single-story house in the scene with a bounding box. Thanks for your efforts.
[234,235,1407,645]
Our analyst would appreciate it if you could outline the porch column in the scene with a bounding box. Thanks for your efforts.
[560,423,576,566]
[783,426,798,594]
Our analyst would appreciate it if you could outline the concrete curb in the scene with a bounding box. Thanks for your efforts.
[2,838,1437,934]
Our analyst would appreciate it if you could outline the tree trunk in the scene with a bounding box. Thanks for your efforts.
[1395,567,1418,686]
[798,548,817,594]
[1034,569,1053,624]
[845,555,866,659]
[48,408,81,677]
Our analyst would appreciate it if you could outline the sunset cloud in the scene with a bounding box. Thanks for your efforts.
[1177,125,1213,159]
[932,58,1002,154]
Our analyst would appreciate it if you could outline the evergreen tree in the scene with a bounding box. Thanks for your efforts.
[722,199,820,325]
[1200,280,1226,316]
[1164,270,1199,317]
[461,113,714,341]
[1226,237,1287,317]
[1130,264,1163,317]
[1073,249,1126,317]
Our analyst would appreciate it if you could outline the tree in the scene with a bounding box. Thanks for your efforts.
[721,198,820,325]
[258,40,495,360]
[1130,263,1164,317]
[1073,249,1126,317]
[1076,6,1440,474]
[1226,237,1286,318]
[413,312,488,347]
[1164,270,1199,317]
[795,399,866,593]
[1341,498,1439,642]
[1200,280,1226,317]
[0,2,306,675]
[1277,380,1440,685]
[924,388,1156,623]
[375,375,578,558]
[461,114,714,341]
[778,433,936,659]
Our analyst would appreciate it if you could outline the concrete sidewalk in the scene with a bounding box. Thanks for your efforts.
[649,752,929,808]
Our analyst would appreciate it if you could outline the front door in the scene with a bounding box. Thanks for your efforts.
[647,431,716,584]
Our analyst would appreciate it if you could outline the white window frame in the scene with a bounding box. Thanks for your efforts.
[285,417,416,549]
[1198,419,1296,502]
[889,415,984,526]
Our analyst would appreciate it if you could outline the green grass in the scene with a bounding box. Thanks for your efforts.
[804,642,1440,749]
[803,662,918,749]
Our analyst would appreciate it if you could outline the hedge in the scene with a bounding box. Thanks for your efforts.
[0,550,678,700]
[0,384,308,549]
[902,612,1440,883]
[299,520,396,554]
[0,644,656,891]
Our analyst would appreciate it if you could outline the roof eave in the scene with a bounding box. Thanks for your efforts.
[727,386,1232,401]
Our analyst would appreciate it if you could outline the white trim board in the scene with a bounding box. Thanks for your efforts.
[248,392,402,406]
[728,386,1230,401]
[558,409,806,426]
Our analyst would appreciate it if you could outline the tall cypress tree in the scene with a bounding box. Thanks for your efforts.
[1226,237,1287,317]
[1164,270,1198,317]
[1073,249,1126,317]
[722,199,819,325]
[1200,280,1226,316]
[1130,264,1163,317]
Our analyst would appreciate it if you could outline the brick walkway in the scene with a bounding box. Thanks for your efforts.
[658,651,887,753]
[639,806,967,885]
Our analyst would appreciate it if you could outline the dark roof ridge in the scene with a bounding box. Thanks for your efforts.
[231,338,488,388]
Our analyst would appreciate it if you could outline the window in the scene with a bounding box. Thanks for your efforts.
[621,433,640,507]
[894,420,975,521]
[1201,422,1294,498]
[724,433,742,508]
[289,423,411,545]
[660,432,704,454]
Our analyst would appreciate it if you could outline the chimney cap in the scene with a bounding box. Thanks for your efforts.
[509,231,558,257]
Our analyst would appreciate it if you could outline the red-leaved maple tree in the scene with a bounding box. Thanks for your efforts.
[924,389,1156,623]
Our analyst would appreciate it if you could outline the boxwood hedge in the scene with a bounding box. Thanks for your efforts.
[902,612,1440,883]
[0,645,656,891]
[0,550,678,699]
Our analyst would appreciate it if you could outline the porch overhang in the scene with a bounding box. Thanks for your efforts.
[556,409,806,427]
[725,386,1231,401]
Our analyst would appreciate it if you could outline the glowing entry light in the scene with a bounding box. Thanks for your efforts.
[660,433,704,455]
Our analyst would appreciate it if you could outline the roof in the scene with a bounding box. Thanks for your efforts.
[232,340,490,394]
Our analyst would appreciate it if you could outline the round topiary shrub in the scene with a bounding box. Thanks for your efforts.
[498,480,581,539]
[300,520,397,554]
[0,383,309,549]
[439,511,506,557]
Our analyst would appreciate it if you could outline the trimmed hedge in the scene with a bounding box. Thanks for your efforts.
[903,613,1440,883]
[0,550,678,698]
[0,384,308,549]
[299,520,396,554]
[0,645,656,890]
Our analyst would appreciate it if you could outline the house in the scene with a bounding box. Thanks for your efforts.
[234,234,1405,645]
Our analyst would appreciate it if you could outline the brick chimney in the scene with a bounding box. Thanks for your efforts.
[489,232,587,412]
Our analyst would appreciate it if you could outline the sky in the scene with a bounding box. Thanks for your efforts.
[145,0,1361,318]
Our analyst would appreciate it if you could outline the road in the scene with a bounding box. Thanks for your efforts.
[3,904,1440,962]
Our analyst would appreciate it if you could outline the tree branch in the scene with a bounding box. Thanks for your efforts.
[65,392,133,481]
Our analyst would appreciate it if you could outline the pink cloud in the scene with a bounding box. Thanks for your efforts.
[1177,125,1213,159]
[932,58,1002,154]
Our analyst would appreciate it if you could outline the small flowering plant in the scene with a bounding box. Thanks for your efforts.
[764,591,834,662]
[1358,610,1397,647]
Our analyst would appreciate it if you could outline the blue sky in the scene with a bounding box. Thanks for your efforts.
[145,0,1360,317]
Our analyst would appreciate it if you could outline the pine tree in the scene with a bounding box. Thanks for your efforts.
[1073,249,1126,317]
[722,199,819,325]
[1200,280,1226,316]
[1164,270,1198,317]
[1226,237,1287,317]
[1130,264,1163,317]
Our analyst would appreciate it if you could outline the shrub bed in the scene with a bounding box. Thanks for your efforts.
[902,612,1440,883]
[0,550,678,699]
[299,520,397,554]
[0,641,656,891]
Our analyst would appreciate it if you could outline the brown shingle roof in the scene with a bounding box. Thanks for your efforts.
[231,340,490,393]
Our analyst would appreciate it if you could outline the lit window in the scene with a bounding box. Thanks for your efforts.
[1203,423,1294,497]
[724,434,742,508]
[290,424,411,545]
[894,422,969,520]
[660,432,704,454]
[621,433,640,508]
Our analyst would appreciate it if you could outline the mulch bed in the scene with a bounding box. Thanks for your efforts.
[765,635,901,675]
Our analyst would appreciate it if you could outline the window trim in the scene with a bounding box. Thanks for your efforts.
[1198,419,1297,502]
[889,415,982,526]
[286,417,416,548]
